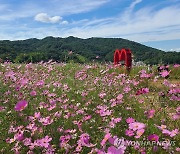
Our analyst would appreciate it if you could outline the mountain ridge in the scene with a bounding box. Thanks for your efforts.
[0,36,179,64]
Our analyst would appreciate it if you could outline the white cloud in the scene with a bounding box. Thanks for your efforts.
[61,21,69,25]
[48,0,110,15]
[122,0,143,23]
[1,4,180,42]
[0,0,180,44]
[58,4,180,42]
[170,48,180,52]
[34,13,62,23]
[0,0,110,21]
[129,0,143,9]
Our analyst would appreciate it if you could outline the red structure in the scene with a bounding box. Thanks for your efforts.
[114,48,132,69]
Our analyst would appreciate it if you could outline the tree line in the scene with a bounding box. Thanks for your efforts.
[0,36,179,64]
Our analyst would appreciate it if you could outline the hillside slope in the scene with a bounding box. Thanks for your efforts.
[0,36,179,64]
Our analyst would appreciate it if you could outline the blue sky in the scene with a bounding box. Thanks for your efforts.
[0,0,180,51]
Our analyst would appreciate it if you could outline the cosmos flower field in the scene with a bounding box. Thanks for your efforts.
[0,62,179,154]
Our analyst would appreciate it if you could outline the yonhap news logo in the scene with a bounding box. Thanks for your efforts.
[114,137,176,148]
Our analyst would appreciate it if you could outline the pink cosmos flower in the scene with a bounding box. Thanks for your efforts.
[133,80,139,86]
[36,80,44,86]
[99,92,106,99]
[81,91,88,97]
[76,145,82,152]
[126,117,135,124]
[170,95,180,101]
[48,104,56,111]
[168,88,180,94]
[101,133,111,146]
[145,109,155,118]
[162,129,171,135]
[174,64,180,68]
[75,71,87,80]
[123,86,131,93]
[14,100,28,111]
[113,117,122,123]
[172,107,180,120]
[172,114,180,120]
[140,70,152,78]
[19,78,28,87]
[96,105,112,117]
[30,90,37,96]
[109,117,122,128]
[15,86,20,91]
[59,135,71,148]
[156,123,180,139]
[158,91,165,97]
[78,133,96,147]
[0,106,5,112]
[83,115,92,121]
[176,147,180,152]
[148,134,159,141]
[125,129,134,137]
[135,129,145,138]
[107,145,125,154]
[36,136,52,148]
[48,93,56,97]
[54,111,62,118]
[73,120,83,132]
[136,88,149,95]
[23,138,32,146]
[108,136,118,145]
[39,116,53,126]
[59,135,71,144]
[100,109,112,117]
[5,70,15,79]
[64,129,76,134]
[156,124,167,130]
[129,122,146,131]
[79,133,90,145]
[45,145,56,154]
[14,131,24,141]
[160,70,170,77]
[34,112,41,119]
[76,133,96,152]
[117,94,123,100]
[169,129,179,137]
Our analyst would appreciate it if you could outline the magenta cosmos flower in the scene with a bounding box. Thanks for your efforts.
[14,100,28,111]
[79,133,95,147]
[136,88,149,95]
[148,134,159,141]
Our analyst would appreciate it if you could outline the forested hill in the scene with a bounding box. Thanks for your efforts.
[0,36,179,64]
